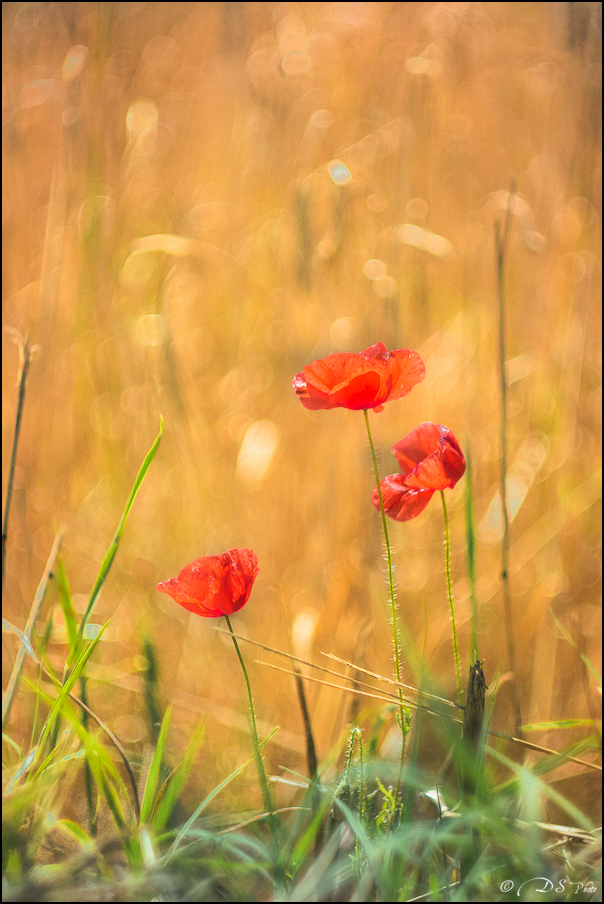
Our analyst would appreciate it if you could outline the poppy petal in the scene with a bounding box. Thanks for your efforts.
[441,430,466,486]
[360,341,388,358]
[391,422,442,476]
[381,348,426,403]
[329,371,382,410]
[372,474,434,521]
[157,549,259,618]
[391,423,466,491]
[293,344,425,412]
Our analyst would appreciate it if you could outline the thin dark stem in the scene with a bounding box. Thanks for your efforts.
[495,183,523,739]
[363,409,407,805]
[56,666,140,823]
[224,615,282,875]
[2,331,34,595]
[440,490,463,705]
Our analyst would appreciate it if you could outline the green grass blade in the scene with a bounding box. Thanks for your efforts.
[488,745,597,832]
[33,623,108,773]
[166,726,279,860]
[152,718,206,832]
[331,796,371,854]
[56,559,78,654]
[522,719,596,732]
[75,417,163,648]
[55,818,93,846]
[140,705,172,825]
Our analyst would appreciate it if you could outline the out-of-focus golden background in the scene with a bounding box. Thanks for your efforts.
[3,2,601,818]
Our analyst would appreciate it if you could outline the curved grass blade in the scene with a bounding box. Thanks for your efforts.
[74,417,163,653]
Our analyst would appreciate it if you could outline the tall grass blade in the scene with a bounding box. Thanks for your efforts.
[75,417,163,651]
[140,705,172,825]
[56,559,78,653]
[2,329,37,593]
[2,525,64,732]
[152,718,206,832]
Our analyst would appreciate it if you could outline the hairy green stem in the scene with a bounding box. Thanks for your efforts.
[224,615,282,874]
[363,409,407,804]
[440,490,463,705]
[363,410,401,685]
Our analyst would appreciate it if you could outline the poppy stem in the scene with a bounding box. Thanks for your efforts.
[224,614,282,876]
[363,409,407,804]
[440,490,463,705]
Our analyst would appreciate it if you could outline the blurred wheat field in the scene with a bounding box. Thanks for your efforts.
[2,0,601,826]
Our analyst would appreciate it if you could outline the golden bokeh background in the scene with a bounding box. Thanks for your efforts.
[3,2,601,820]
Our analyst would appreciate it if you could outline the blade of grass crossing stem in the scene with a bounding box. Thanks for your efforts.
[140,706,172,825]
[151,719,206,833]
[29,668,141,821]
[167,726,279,859]
[75,417,163,652]
[32,623,108,775]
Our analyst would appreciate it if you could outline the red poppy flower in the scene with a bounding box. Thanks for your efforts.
[157,548,259,617]
[372,423,465,521]
[293,342,425,413]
